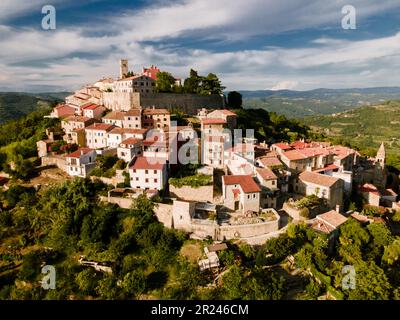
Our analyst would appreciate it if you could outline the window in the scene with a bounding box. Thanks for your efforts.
[247,195,250,199]
[136,177,139,181]
[145,178,149,183]
[133,169,136,173]
[154,170,157,174]
[272,180,276,185]
[154,179,158,183]
[253,194,256,198]
[145,170,148,174]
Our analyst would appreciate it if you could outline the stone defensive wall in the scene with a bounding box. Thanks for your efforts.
[139,93,224,115]
[102,92,224,114]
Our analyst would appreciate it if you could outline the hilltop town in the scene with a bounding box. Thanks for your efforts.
[1,60,400,300]
[33,60,398,253]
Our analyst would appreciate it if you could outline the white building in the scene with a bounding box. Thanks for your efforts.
[117,138,143,163]
[81,103,105,120]
[222,175,261,213]
[85,123,115,149]
[123,109,142,129]
[65,148,97,177]
[114,75,155,93]
[102,111,125,128]
[129,156,168,190]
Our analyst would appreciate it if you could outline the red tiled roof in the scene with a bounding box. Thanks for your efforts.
[125,109,142,116]
[55,105,76,117]
[64,115,92,123]
[130,156,166,170]
[281,149,307,161]
[201,118,227,125]
[81,103,102,110]
[220,109,237,116]
[313,164,339,173]
[120,137,141,145]
[67,147,94,158]
[109,127,125,135]
[208,109,237,117]
[257,156,283,168]
[223,175,261,193]
[142,65,161,80]
[256,167,277,181]
[85,123,115,131]
[297,147,331,158]
[299,171,340,187]
[143,108,170,115]
[103,111,125,120]
[273,143,292,150]
[312,210,348,233]
[359,183,381,197]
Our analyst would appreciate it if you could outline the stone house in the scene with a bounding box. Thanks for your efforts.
[298,171,344,209]
[222,175,261,213]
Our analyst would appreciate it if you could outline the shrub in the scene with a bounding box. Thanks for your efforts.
[299,207,310,218]
[169,174,212,188]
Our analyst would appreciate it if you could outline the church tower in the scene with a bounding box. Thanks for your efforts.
[376,142,386,170]
[120,59,129,79]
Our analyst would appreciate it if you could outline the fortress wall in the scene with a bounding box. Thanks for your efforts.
[219,219,279,240]
[139,93,224,115]
[102,92,141,111]
[102,92,224,114]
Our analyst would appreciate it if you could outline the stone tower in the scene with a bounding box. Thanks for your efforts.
[376,142,386,169]
[373,142,387,190]
[120,59,128,79]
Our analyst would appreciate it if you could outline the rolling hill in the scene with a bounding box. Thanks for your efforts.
[241,87,400,118]
[0,92,69,124]
[303,100,400,169]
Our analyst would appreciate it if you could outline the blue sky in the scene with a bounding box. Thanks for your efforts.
[1,0,400,92]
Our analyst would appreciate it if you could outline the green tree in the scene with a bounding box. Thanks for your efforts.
[382,238,400,266]
[347,261,391,300]
[227,91,243,109]
[75,268,99,296]
[121,270,146,298]
[199,73,225,95]
[156,72,176,93]
[183,69,201,93]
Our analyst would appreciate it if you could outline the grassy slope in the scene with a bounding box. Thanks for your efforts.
[303,101,400,168]
[0,92,69,124]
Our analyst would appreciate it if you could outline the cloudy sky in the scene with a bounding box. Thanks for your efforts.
[1,0,400,92]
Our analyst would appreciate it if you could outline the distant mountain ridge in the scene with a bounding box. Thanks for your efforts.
[240,87,400,118]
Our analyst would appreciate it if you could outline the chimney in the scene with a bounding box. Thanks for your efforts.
[336,204,341,213]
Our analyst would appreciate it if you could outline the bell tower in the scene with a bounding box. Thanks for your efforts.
[376,142,386,170]
[120,59,129,79]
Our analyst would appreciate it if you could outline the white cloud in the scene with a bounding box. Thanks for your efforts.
[270,81,299,91]
[1,0,400,91]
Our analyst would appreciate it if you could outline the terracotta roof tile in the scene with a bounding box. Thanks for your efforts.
[299,171,340,187]
[130,156,166,170]
[223,175,261,193]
